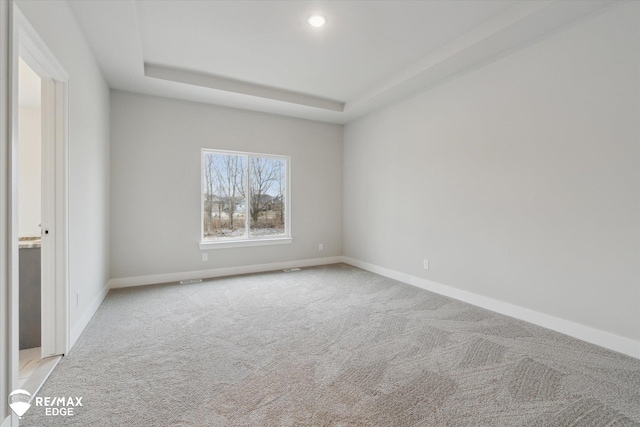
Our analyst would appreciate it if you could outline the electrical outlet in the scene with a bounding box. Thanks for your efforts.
[423,259,429,270]
[318,243,324,251]
[202,253,208,262]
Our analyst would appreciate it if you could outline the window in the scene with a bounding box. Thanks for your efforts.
[200,149,290,249]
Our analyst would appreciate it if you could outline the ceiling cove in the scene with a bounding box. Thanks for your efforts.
[68,0,615,124]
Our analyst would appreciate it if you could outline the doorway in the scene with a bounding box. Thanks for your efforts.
[12,5,69,398]
[17,56,46,390]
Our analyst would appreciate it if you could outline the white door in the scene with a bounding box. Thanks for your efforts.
[39,75,57,358]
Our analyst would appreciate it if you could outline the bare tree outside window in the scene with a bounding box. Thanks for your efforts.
[202,150,288,241]
[203,153,247,238]
[249,157,286,237]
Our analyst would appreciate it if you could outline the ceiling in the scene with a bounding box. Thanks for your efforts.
[67,0,614,124]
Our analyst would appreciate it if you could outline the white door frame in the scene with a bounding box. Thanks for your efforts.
[2,1,16,425]
[11,5,69,362]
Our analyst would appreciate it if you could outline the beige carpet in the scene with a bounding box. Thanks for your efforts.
[22,264,640,426]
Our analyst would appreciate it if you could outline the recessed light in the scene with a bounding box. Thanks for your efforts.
[307,15,327,28]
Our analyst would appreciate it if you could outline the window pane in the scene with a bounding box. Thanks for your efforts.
[249,157,286,237]
[203,153,247,239]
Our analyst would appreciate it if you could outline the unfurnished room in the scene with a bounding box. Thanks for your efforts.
[0,0,639,426]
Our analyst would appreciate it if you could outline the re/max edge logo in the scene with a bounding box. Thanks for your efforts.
[35,396,83,416]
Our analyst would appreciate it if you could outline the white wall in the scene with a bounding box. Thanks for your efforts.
[110,92,342,280]
[18,106,41,238]
[344,4,640,343]
[18,57,41,239]
[16,1,111,340]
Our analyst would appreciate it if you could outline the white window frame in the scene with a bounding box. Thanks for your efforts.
[199,148,291,250]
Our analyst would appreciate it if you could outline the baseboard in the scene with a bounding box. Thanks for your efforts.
[343,257,640,359]
[108,256,345,289]
[69,283,110,349]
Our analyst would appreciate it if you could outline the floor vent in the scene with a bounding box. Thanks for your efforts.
[180,279,203,285]
[283,268,302,273]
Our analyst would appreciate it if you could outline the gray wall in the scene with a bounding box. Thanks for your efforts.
[110,92,343,280]
[16,0,111,337]
[343,3,640,342]
[19,247,40,350]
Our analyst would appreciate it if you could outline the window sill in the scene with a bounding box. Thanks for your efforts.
[199,237,292,250]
